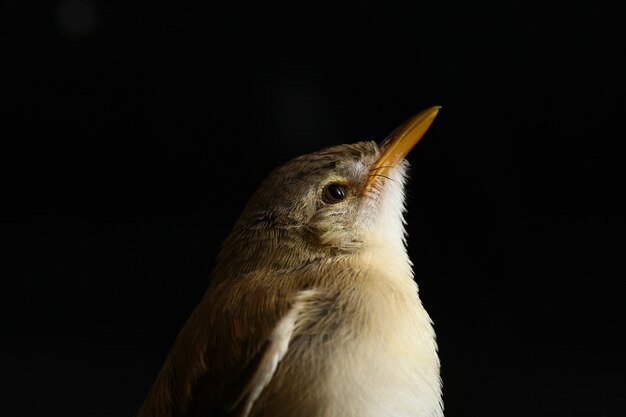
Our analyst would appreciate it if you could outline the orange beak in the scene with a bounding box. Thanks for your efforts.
[362,106,440,195]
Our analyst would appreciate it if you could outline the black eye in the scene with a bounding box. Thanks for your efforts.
[322,183,347,203]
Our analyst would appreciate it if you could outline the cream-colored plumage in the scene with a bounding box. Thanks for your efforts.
[138,108,442,417]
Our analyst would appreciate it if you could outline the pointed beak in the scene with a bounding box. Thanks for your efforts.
[362,106,440,195]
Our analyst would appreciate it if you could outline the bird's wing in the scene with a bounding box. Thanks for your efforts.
[220,288,319,417]
[137,272,323,417]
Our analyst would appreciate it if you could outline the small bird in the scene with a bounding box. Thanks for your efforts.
[138,107,443,417]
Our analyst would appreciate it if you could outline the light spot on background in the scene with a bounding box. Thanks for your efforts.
[56,0,99,37]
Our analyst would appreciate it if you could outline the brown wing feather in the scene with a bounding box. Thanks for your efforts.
[136,271,307,417]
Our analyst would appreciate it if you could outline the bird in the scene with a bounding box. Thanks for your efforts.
[137,106,443,417]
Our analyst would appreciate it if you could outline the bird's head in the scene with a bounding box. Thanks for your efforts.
[214,107,440,278]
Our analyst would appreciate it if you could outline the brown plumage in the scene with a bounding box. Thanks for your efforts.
[138,108,443,417]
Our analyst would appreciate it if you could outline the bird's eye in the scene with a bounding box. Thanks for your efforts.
[322,183,347,204]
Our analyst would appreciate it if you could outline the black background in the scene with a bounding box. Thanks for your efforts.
[2,0,625,416]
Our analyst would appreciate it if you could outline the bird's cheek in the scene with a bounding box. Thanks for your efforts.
[318,228,345,247]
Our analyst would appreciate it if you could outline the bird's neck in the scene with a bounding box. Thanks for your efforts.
[212,224,331,279]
